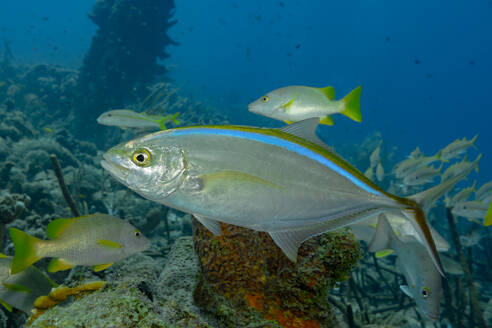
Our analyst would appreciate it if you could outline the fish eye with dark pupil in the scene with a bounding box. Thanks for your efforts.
[132,149,151,166]
[422,289,429,298]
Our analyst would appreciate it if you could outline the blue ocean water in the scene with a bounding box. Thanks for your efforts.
[1,0,490,181]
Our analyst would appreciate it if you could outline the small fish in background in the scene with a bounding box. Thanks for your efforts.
[408,147,423,159]
[402,163,443,186]
[9,214,150,274]
[459,226,487,249]
[248,85,362,125]
[369,214,442,322]
[446,181,476,207]
[476,180,492,202]
[369,141,382,169]
[441,154,481,182]
[364,166,374,180]
[440,255,464,276]
[97,109,180,131]
[393,152,442,179]
[0,254,57,313]
[439,135,478,161]
[452,200,492,224]
[376,162,385,182]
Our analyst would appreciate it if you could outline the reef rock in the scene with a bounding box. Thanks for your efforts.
[193,220,362,328]
[29,237,213,328]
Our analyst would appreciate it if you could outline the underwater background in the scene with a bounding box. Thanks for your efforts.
[0,0,491,327]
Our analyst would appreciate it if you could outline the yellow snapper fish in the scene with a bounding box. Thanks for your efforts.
[476,180,492,202]
[393,152,442,179]
[452,200,492,223]
[370,214,442,321]
[376,162,385,182]
[445,182,476,207]
[0,254,57,313]
[440,135,478,161]
[370,141,382,169]
[101,118,444,276]
[402,163,443,186]
[9,214,150,274]
[441,155,481,182]
[248,85,362,125]
[97,109,180,131]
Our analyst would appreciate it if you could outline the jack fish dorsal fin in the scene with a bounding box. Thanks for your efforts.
[279,118,330,150]
[194,215,222,236]
[320,86,335,100]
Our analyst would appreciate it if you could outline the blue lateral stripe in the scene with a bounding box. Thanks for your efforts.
[171,128,383,196]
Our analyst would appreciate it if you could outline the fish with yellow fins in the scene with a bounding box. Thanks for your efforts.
[248,85,362,125]
[9,214,150,274]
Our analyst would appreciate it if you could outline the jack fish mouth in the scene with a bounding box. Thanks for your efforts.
[101,153,129,183]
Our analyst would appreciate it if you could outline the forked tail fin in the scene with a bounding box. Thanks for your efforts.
[9,228,43,274]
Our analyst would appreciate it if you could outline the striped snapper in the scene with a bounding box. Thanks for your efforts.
[101,118,444,275]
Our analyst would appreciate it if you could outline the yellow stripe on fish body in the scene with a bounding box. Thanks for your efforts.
[248,85,362,125]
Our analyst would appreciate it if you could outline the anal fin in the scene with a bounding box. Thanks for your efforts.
[94,263,113,272]
[194,215,222,236]
[48,258,74,273]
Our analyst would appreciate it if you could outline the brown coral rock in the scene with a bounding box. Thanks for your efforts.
[193,219,361,328]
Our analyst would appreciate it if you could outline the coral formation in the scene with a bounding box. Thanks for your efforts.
[193,220,362,328]
[29,238,213,328]
[76,0,177,131]
[27,281,106,326]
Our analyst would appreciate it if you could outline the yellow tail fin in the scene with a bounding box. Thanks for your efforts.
[9,228,43,274]
[485,202,492,227]
[341,86,362,122]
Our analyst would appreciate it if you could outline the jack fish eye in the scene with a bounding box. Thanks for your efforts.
[261,95,270,103]
[421,286,430,298]
[134,230,141,237]
[132,149,151,167]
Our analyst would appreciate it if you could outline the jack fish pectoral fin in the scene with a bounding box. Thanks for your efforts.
[194,215,222,236]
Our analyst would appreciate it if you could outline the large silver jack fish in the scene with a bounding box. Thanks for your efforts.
[101,118,444,276]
